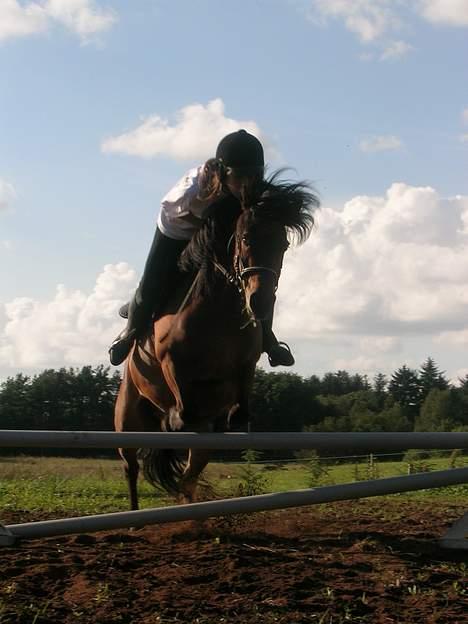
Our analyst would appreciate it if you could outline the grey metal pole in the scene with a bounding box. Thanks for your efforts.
[1,430,468,451]
[6,467,468,540]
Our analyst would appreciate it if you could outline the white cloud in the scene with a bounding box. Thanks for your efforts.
[380,39,413,60]
[2,184,468,378]
[331,335,404,377]
[434,329,468,346]
[460,133,468,143]
[333,354,382,375]
[301,0,468,60]
[45,0,116,38]
[359,135,403,152]
[0,263,136,369]
[309,0,401,43]
[359,336,401,353]
[454,368,468,384]
[274,183,468,344]
[0,0,116,43]
[0,0,48,41]
[101,98,275,162]
[462,108,468,124]
[418,0,468,26]
[0,179,16,212]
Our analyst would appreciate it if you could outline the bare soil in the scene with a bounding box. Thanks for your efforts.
[1,499,467,623]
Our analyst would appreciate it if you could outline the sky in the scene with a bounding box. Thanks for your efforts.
[0,0,468,384]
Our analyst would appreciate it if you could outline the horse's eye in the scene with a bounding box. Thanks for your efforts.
[242,235,250,246]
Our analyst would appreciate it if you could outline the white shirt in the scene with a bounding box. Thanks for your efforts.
[157,167,216,240]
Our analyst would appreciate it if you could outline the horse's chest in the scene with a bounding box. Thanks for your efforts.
[172,316,261,372]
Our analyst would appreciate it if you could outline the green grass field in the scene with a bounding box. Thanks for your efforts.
[1,452,467,515]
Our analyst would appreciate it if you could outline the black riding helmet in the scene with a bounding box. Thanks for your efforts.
[216,129,264,169]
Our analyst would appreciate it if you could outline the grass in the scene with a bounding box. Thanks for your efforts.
[0,455,171,514]
[0,452,467,515]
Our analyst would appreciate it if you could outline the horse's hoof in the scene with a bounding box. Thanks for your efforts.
[227,403,249,431]
[169,407,184,431]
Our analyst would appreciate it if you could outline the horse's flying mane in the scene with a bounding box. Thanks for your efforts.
[249,169,319,245]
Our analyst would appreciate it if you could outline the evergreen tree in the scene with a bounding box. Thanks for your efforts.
[458,374,468,392]
[350,373,370,392]
[373,373,387,393]
[306,374,322,395]
[388,365,421,423]
[320,372,338,395]
[321,370,353,395]
[418,357,449,401]
[373,373,388,409]
[0,374,33,429]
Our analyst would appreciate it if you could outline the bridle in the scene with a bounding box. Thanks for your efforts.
[213,232,280,296]
[235,255,279,291]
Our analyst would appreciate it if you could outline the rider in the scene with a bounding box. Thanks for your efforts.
[109,129,295,368]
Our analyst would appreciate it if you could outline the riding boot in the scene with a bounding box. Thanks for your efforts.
[109,228,188,366]
[261,298,295,367]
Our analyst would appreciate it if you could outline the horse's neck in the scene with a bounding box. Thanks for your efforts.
[192,278,244,323]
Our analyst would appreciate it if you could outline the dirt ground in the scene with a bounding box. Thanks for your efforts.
[1,499,468,624]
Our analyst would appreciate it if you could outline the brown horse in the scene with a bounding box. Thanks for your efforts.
[114,174,319,509]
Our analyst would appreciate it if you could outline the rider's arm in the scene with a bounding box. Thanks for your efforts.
[178,211,204,226]
[158,166,212,238]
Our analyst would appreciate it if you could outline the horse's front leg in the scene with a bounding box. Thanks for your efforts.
[118,448,140,511]
[227,402,251,431]
[226,362,257,431]
[178,448,210,504]
[160,356,185,431]
[114,365,145,511]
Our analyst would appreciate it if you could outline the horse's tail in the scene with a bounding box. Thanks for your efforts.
[140,448,186,496]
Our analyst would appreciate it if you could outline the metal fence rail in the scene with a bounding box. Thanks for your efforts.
[4,467,468,540]
[1,429,467,549]
[1,430,468,450]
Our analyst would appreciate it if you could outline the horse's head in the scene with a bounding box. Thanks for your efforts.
[233,208,288,320]
[232,173,320,321]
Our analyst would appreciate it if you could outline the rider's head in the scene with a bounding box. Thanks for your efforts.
[198,130,265,203]
[216,129,264,199]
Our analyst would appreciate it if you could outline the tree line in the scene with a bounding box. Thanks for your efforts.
[0,358,467,457]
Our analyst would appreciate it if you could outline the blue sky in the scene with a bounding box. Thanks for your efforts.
[1,0,468,382]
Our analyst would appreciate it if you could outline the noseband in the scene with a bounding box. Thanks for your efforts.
[235,256,279,290]
[213,232,279,294]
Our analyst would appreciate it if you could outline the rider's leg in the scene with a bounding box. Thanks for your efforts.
[109,228,187,366]
[261,296,295,367]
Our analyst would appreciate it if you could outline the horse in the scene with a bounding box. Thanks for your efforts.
[114,173,319,510]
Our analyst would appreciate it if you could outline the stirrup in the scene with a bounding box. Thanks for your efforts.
[119,302,130,319]
[267,341,295,367]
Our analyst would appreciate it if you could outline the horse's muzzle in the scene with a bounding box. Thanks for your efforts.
[247,290,273,321]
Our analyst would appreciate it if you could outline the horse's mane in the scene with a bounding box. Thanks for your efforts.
[179,170,320,296]
[251,169,319,244]
[178,194,240,297]
[179,194,241,274]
